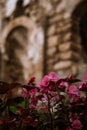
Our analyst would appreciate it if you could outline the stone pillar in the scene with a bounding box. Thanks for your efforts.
[45,0,82,77]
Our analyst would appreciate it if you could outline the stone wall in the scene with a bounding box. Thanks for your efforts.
[45,0,87,78]
[1,0,87,83]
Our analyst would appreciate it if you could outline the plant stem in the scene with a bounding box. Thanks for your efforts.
[47,94,54,130]
[18,119,23,130]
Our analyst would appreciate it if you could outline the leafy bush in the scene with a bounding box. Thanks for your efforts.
[0,72,87,130]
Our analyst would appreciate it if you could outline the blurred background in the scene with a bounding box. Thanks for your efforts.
[0,0,87,83]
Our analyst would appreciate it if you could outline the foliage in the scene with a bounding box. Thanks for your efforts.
[0,72,87,130]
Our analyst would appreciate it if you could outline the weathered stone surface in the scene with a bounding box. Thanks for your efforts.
[63,12,71,19]
[1,0,87,83]
[59,51,73,60]
[54,61,72,70]
[53,55,60,63]
[71,64,78,75]
[63,32,72,42]
[57,23,72,33]
[47,24,56,36]
[59,41,80,54]
[58,42,72,52]
[72,52,81,61]
[59,51,80,61]
[47,35,58,47]
[47,47,56,56]
[47,59,54,65]
[56,2,66,13]
[56,18,71,26]
[46,58,54,71]
[48,9,55,17]
[49,14,63,24]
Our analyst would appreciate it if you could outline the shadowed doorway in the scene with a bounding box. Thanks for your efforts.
[4,26,28,83]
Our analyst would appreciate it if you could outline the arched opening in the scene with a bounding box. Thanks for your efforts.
[72,0,87,79]
[79,10,87,62]
[2,16,44,83]
[4,26,28,82]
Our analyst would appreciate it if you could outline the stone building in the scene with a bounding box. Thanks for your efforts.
[0,0,87,83]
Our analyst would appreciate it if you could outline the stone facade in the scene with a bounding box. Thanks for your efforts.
[0,0,87,83]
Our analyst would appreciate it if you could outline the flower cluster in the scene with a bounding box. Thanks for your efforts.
[0,72,87,130]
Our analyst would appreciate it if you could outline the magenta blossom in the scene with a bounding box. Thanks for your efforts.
[39,75,51,93]
[39,75,50,87]
[41,94,48,103]
[68,86,80,96]
[39,72,61,87]
[30,96,38,110]
[79,81,87,91]
[29,88,38,110]
[29,88,38,97]
[22,88,29,99]
[68,86,80,103]
[69,114,79,122]
[39,72,61,93]
[71,119,83,130]
[69,94,80,103]
[48,72,60,83]
[58,81,68,90]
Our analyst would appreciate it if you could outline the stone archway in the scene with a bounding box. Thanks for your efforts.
[2,16,44,83]
[80,10,87,62]
[4,26,28,82]
[71,0,87,79]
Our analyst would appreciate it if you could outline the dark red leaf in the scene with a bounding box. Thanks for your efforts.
[10,82,21,89]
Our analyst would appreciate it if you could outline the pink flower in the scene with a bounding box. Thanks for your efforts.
[79,82,87,91]
[39,75,51,93]
[22,88,28,99]
[29,88,38,96]
[30,96,38,110]
[69,114,79,123]
[69,94,80,103]
[41,94,48,103]
[39,72,61,87]
[71,119,83,130]
[68,86,80,96]
[50,95,60,106]
[39,72,61,93]
[58,81,68,90]
[29,89,38,110]
[68,86,80,103]
[39,75,50,87]
[48,72,60,82]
